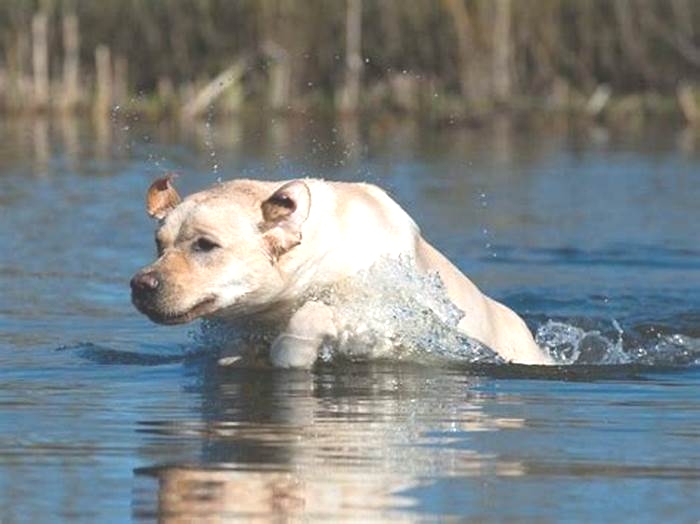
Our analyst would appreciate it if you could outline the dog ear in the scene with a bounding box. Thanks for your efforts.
[146,174,181,220]
[261,180,311,261]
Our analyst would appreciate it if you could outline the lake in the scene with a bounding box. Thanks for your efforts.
[0,114,698,522]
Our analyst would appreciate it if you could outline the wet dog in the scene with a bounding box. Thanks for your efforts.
[131,176,553,367]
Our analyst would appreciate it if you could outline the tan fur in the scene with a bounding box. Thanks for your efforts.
[131,178,553,366]
[146,173,181,219]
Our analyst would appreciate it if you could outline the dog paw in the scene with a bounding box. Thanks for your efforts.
[269,334,319,369]
[288,301,337,339]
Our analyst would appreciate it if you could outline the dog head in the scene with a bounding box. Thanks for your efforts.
[130,175,311,325]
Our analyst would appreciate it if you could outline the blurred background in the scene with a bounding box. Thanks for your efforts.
[1,0,700,125]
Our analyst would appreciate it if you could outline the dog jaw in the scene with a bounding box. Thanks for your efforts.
[142,295,219,325]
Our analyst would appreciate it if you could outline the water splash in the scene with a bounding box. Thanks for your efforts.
[196,257,500,365]
[536,319,628,365]
[305,257,499,364]
[194,258,700,368]
[536,319,700,367]
[204,104,219,175]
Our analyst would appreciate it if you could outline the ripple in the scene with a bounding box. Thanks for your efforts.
[59,342,189,366]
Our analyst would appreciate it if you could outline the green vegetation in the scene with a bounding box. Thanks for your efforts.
[0,0,699,123]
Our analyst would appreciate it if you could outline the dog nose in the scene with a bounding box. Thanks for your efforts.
[130,271,160,293]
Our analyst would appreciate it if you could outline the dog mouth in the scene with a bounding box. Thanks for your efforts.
[139,296,219,325]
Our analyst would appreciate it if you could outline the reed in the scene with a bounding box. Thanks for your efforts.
[0,0,697,123]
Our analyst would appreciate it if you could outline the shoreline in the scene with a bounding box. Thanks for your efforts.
[0,90,694,130]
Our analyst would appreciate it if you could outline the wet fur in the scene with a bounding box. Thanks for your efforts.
[132,178,553,366]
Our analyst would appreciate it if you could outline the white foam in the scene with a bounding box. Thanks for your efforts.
[194,257,700,367]
[536,318,700,366]
[535,319,629,365]
[305,257,498,364]
[195,257,499,365]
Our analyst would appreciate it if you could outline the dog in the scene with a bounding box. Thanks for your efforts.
[131,176,553,367]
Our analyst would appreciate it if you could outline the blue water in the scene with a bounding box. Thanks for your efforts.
[0,116,699,522]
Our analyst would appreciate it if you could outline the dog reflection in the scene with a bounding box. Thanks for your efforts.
[137,365,526,521]
[151,467,416,523]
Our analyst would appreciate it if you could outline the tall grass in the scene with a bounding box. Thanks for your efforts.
[0,0,698,120]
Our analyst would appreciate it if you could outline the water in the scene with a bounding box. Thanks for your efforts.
[1,116,699,522]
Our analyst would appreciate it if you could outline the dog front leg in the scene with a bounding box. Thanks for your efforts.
[269,301,337,368]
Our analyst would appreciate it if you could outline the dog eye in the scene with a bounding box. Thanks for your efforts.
[192,238,220,253]
[155,238,165,257]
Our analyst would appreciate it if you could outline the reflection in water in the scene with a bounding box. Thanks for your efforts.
[145,468,417,522]
[189,118,243,174]
[32,117,50,176]
[678,125,700,154]
[337,115,362,165]
[267,117,291,158]
[94,111,112,161]
[59,114,80,168]
[135,364,524,521]
[489,114,513,167]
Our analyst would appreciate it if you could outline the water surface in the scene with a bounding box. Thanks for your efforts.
[0,116,699,522]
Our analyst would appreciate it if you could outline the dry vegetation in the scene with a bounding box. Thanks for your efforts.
[0,0,699,123]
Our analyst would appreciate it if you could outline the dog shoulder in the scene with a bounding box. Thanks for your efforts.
[322,181,421,260]
[331,181,419,231]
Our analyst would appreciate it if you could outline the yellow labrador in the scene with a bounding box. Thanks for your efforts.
[131,177,553,367]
